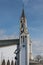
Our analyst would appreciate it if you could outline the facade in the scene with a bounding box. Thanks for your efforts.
[0,39,19,65]
[19,8,29,65]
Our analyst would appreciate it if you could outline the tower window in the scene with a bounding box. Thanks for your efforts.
[22,24,23,27]
[21,23,24,28]
[23,36,24,43]
[21,21,22,23]
[21,36,22,38]
[25,36,27,38]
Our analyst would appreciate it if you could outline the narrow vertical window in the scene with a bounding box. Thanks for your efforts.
[23,36,24,43]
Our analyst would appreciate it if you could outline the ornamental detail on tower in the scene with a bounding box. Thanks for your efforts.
[20,8,28,34]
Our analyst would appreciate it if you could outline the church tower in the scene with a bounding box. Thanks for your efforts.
[19,8,30,65]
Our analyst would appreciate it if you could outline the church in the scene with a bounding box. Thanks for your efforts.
[0,8,42,65]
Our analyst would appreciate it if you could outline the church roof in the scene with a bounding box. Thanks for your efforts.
[0,39,19,47]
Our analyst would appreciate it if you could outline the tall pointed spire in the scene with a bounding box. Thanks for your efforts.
[20,5,28,34]
[21,8,25,17]
[19,5,29,65]
[21,4,25,18]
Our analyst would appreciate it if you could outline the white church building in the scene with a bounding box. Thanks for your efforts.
[0,8,33,65]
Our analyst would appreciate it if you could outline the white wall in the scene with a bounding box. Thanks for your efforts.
[0,45,17,65]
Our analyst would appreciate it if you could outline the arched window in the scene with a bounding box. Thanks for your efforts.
[11,60,14,65]
[7,60,10,65]
[2,59,5,65]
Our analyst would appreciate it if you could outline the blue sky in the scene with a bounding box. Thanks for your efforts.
[0,0,43,56]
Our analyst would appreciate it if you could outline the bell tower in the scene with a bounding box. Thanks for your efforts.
[19,8,30,65]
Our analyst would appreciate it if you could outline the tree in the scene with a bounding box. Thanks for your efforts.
[35,55,42,62]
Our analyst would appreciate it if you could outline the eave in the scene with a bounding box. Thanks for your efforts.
[0,39,19,47]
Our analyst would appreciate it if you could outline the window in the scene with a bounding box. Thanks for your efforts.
[25,36,27,38]
[21,21,22,23]
[21,36,22,38]
[23,36,24,43]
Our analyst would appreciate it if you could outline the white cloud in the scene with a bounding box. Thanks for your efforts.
[29,27,41,32]
[0,35,19,40]
[0,29,6,36]
[0,29,19,40]
[32,40,43,56]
